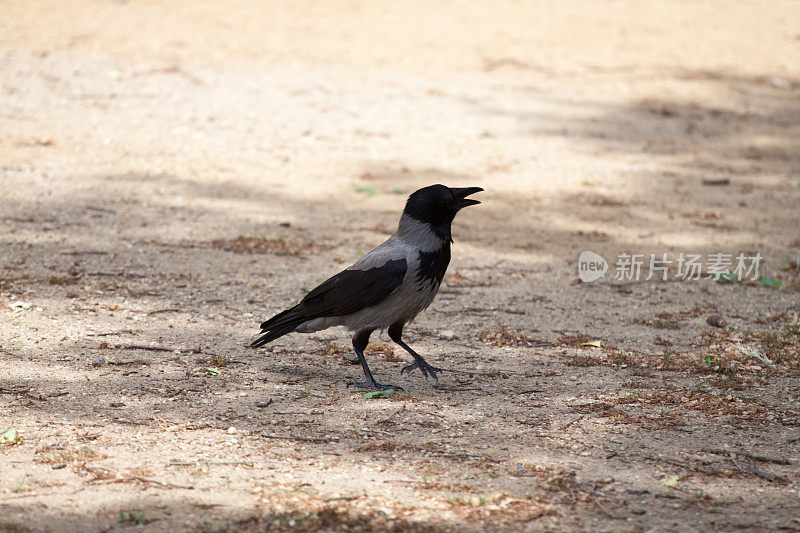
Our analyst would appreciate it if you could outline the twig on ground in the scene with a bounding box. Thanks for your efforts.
[731,456,779,482]
[433,385,481,392]
[1,493,41,500]
[484,57,533,71]
[84,466,192,489]
[85,271,145,278]
[86,205,117,214]
[168,460,253,467]
[106,475,192,489]
[441,368,510,377]
[261,433,336,444]
[60,250,108,255]
[108,359,150,366]
[567,487,577,504]
[0,386,46,401]
[415,410,445,418]
[702,178,730,186]
[1,386,30,395]
[263,515,279,530]
[111,344,189,353]
[745,466,779,482]
[607,278,684,287]
[575,480,614,517]
[429,450,501,463]
[86,330,134,337]
[109,344,217,357]
[113,418,148,426]
[701,448,791,465]
[146,240,201,250]
[589,492,613,516]
[138,65,203,85]
[147,308,181,316]
[324,494,359,502]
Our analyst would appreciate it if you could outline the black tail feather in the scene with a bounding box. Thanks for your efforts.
[259,307,297,330]
[251,304,309,348]
[250,323,299,348]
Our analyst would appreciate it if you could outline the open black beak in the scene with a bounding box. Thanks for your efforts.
[451,186,484,209]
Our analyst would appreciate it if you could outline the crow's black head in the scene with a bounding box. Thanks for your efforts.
[403,184,483,240]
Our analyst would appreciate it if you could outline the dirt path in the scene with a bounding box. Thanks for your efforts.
[2,1,800,531]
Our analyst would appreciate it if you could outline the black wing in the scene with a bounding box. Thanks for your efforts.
[251,258,407,347]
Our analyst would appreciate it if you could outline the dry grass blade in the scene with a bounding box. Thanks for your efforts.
[84,466,192,489]
[734,343,787,369]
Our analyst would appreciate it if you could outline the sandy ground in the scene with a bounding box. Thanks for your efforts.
[2,1,800,531]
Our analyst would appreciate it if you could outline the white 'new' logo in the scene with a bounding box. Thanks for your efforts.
[578,251,608,282]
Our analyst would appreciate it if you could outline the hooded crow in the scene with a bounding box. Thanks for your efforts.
[251,184,483,390]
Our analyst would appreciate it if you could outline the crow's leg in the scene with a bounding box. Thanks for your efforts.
[347,328,403,391]
[388,323,442,381]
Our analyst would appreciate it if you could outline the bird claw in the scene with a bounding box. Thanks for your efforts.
[347,381,404,392]
[400,359,442,381]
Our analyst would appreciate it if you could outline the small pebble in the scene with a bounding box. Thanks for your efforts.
[706,315,726,328]
[440,330,457,340]
[92,356,106,367]
[227,427,237,434]
[341,352,359,364]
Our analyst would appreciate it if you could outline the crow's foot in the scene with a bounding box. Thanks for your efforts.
[347,380,403,391]
[400,358,442,380]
